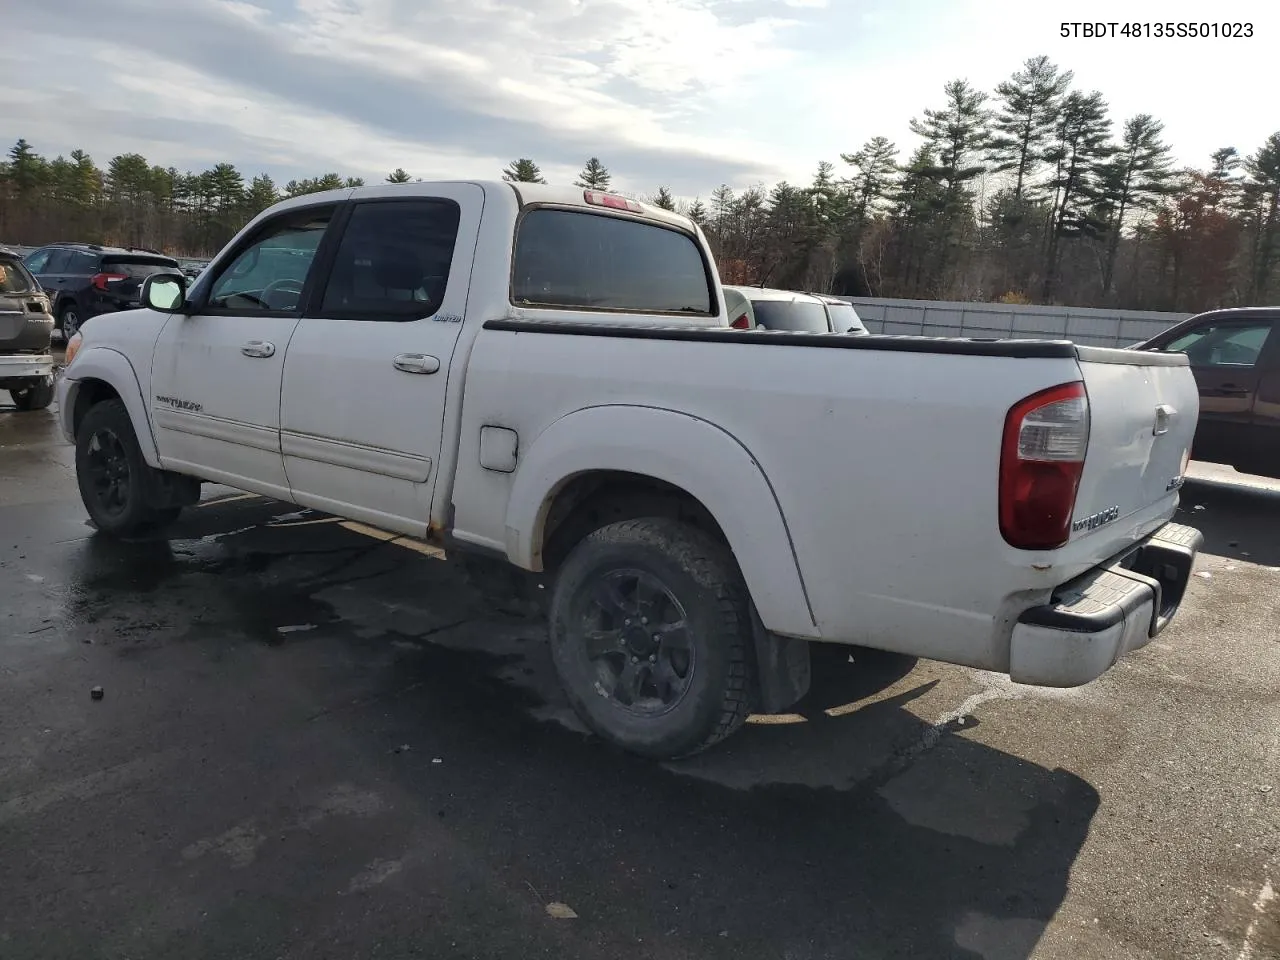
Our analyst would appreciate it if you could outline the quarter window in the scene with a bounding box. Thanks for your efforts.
[318,200,461,320]
[512,209,713,315]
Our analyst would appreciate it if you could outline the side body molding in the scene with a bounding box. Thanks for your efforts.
[502,404,819,640]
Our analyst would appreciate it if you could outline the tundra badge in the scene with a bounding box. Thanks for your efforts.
[1072,505,1120,533]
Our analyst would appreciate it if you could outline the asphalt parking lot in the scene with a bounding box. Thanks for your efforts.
[1,398,1277,960]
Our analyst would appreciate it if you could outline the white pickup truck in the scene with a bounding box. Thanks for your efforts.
[57,181,1204,759]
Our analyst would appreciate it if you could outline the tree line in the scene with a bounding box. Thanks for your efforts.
[2,55,1278,312]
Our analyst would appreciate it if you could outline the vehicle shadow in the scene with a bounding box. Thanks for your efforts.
[51,504,1100,960]
[356,621,1100,960]
[1179,477,1280,567]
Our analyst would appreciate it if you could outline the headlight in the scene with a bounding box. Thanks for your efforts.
[65,331,83,366]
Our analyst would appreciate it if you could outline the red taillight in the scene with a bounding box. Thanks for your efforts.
[583,190,643,213]
[91,272,127,291]
[730,313,750,329]
[999,381,1090,550]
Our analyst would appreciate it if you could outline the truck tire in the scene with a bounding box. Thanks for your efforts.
[9,377,55,411]
[548,517,755,759]
[75,399,179,537]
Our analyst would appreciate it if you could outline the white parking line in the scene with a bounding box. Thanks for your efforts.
[198,492,260,508]
[338,520,446,559]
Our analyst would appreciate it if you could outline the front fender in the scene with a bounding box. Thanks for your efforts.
[503,404,819,640]
[61,347,160,467]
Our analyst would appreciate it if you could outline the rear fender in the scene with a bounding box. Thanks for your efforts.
[63,346,160,467]
[503,404,819,640]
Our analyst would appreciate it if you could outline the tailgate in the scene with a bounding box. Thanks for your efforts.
[1071,346,1197,547]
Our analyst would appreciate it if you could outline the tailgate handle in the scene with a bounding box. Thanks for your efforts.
[1153,404,1175,436]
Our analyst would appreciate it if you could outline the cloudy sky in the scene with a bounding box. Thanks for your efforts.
[2,0,1275,200]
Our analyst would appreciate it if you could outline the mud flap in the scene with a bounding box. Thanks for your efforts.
[143,470,202,510]
[749,605,811,713]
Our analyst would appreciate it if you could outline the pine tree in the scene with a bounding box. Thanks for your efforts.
[1041,90,1114,300]
[841,136,898,221]
[1242,132,1280,301]
[652,185,676,210]
[1096,114,1175,296]
[244,174,280,217]
[908,79,991,288]
[502,158,546,183]
[988,56,1072,202]
[386,168,412,183]
[685,198,708,225]
[574,157,611,190]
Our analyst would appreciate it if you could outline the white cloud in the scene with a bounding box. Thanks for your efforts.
[1,0,1277,203]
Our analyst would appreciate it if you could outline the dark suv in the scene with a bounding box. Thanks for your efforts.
[22,243,182,339]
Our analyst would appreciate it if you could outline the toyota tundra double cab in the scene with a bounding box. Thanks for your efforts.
[56,181,1203,758]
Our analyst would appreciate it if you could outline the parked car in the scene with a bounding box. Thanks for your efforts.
[22,242,182,340]
[57,181,1202,759]
[723,285,833,332]
[811,292,869,335]
[1135,306,1280,479]
[0,247,56,410]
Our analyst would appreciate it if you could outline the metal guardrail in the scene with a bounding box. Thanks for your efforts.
[836,296,1193,348]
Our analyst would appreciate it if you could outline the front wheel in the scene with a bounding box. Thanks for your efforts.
[75,399,180,537]
[548,517,755,759]
[9,377,55,411]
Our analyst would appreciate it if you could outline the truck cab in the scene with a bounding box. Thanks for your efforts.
[1137,307,1280,478]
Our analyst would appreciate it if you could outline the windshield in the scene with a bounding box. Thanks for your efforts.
[825,302,867,334]
[102,257,180,279]
[749,299,830,332]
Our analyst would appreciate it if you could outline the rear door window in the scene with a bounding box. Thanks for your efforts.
[512,209,713,315]
[64,251,100,275]
[43,250,75,273]
[749,299,830,332]
[319,199,462,320]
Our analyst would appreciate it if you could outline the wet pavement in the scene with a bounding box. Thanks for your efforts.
[1,398,1278,960]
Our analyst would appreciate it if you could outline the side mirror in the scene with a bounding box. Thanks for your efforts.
[142,273,187,313]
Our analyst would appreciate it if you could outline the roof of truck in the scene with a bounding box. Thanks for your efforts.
[276,180,699,233]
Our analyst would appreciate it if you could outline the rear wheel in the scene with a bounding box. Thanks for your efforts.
[59,303,80,340]
[548,517,754,759]
[75,399,181,537]
[9,377,55,411]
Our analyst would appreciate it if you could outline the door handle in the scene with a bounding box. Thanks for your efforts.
[241,340,276,358]
[393,353,440,374]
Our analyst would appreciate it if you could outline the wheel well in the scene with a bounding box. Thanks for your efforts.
[539,471,729,573]
[71,378,121,438]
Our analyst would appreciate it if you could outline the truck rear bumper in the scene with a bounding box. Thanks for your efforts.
[1009,521,1203,687]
